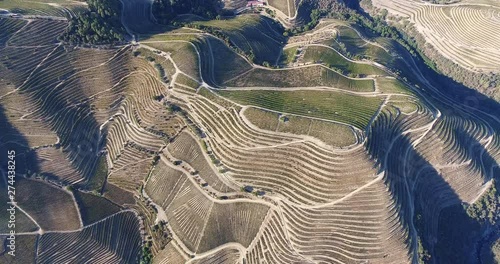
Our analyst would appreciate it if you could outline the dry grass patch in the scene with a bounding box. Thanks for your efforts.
[376,77,413,95]
[309,119,356,147]
[153,243,187,263]
[277,115,311,135]
[243,107,279,131]
[175,73,199,89]
[268,0,290,16]
[390,97,419,114]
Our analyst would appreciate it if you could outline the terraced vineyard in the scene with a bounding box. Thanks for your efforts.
[0,1,499,264]
[370,0,500,72]
[0,0,85,17]
[216,89,383,129]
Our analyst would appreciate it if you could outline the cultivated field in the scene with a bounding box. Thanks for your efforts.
[0,0,84,17]
[15,178,81,231]
[301,45,387,76]
[371,0,500,72]
[37,211,141,263]
[223,65,375,91]
[216,89,384,129]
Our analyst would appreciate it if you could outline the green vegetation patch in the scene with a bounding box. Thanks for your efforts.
[216,89,383,129]
[244,107,357,147]
[376,77,413,95]
[224,65,374,92]
[142,40,193,52]
[303,45,386,77]
[152,0,221,24]
[326,25,423,87]
[280,46,298,65]
[85,155,108,192]
[59,0,126,45]
[466,180,499,225]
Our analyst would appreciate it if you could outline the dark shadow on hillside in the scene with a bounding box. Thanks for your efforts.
[366,107,498,263]
[26,90,103,185]
[120,0,173,35]
[407,51,500,122]
[432,126,498,263]
[120,0,226,36]
[0,104,40,233]
[12,47,116,186]
[326,7,500,123]
[0,104,39,179]
[452,124,499,179]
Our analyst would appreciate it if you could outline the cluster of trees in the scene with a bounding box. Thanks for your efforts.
[59,0,126,45]
[413,201,432,264]
[334,8,430,64]
[284,8,323,36]
[186,23,259,64]
[140,242,153,264]
[466,180,499,225]
[417,236,432,264]
[152,0,223,24]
